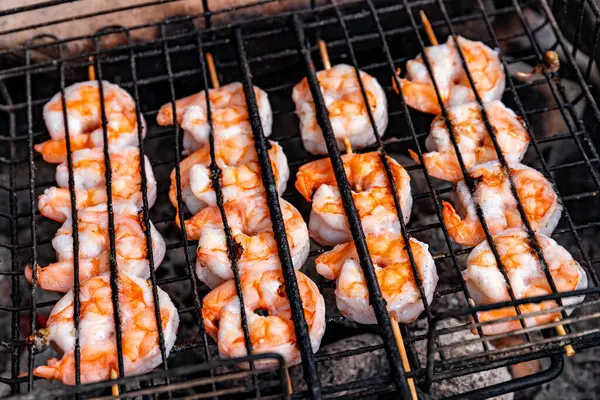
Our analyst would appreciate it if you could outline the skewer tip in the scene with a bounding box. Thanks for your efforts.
[88,56,96,81]
[553,317,575,357]
[111,368,120,396]
[343,137,353,155]
[390,316,418,400]
[285,368,293,394]
[206,52,221,89]
[419,11,438,46]
[318,40,332,70]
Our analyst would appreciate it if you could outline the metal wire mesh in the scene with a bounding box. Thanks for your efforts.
[11,353,289,399]
[1,0,600,399]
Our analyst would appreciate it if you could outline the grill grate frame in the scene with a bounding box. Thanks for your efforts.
[0,0,599,399]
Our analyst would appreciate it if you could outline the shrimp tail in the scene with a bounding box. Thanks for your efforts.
[420,152,464,183]
[391,67,402,95]
[39,187,106,223]
[28,257,109,293]
[33,359,66,381]
[295,158,334,201]
[34,136,89,164]
[408,149,421,164]
[442,200,483,246]
[295,172,317,201]
[157,92,201,126]
[27,262,75,293]
[315,242,354,280]
[181,212,203,240]
[400,79,442,115]
[169,183,179,210]
[33,353,111,385]
[24,264,37,285]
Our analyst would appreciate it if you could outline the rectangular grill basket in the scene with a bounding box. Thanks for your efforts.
[1,0,600,398]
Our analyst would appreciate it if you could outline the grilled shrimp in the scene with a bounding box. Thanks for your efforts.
[183,195,308,288]
[296,152,411,246]
[316,232,437,324]
[170,138,288,215]
[32,273,178,385]
[399,36,505,114]
[36,81,145,164]
[464,229,587,335]
[26,203,165,292]
[39,147,157,223]
[443,161,562,246]
[203,270,325,367]
[292,64,388,154]
[413,101,529,182]
[156,82,272,152]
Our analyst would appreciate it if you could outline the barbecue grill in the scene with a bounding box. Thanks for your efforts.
[1,0,600,398]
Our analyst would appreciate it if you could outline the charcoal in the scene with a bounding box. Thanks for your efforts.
[412,317,514,400]
[289,333,388,396]
[290,329,512,400]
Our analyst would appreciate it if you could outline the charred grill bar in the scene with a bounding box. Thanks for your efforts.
[1,0,600,399]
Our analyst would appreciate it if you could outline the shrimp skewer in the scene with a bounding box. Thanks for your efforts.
[36,81,145,164]
[296,152,412,246]
[183,195,309,288]
[442,161,562,246]
[314,40,418,398]
[412,101,529,182]
[316,232,438,324]
[464,229,587,335]
[156,82,272,153]
[171,137,288,215]
[39,147,157,223]
[31,273,179,385]
[292,64,388,154]
[397,36,505,114]
[203,269,325,368]
[25,203,166,293]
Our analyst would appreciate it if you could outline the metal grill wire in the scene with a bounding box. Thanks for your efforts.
[12,353,289,400]
[24,41,39,392]
[193,29,260,397]
[1,0,600,398]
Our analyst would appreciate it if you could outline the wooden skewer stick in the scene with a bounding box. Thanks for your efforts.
[88,56,96,81]
[391,317,418,400]
[554,316,575,357]
[337,96,415,397]
[419,11,438,46]
[318,40,332,70]
[285,367,293,395]
[111,368,120,397]
[206,52,221,89]
[344,137,353,155]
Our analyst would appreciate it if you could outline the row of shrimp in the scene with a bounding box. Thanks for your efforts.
[27,80,179,385]
[292,55,439,328]
[392,33,587,333]
[156,80,326,369]
[292,31,587,340]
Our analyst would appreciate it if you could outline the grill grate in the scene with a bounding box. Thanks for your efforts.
[1,0,600,399]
